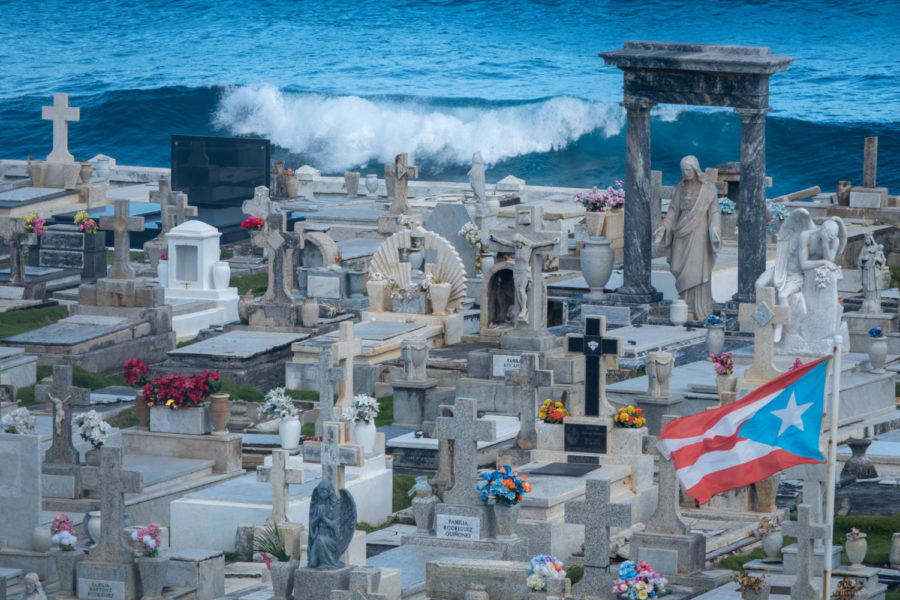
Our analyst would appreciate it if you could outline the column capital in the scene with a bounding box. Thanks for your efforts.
[735,107,771,122]
[621,96,655,112]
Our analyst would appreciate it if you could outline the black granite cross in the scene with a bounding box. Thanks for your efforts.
[566,316,621,417]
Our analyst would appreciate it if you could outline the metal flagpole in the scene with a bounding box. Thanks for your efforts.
[822,335,842,600]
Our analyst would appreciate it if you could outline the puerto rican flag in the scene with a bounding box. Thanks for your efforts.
[660,356,830,504]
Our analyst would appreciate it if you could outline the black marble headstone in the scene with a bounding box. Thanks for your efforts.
[564,422,607,454]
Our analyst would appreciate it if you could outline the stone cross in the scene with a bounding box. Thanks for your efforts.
[42,93,80,162]
[386,153,418,214]
[242,185,278,221]
[645,415,689,535]
[256,449,307,525]
[331,322,362,413]
[738,286,790,385]
[252,213,292,304]
[565,479,631,598]
[782,504,827,600]
[39,365,89,466]
[435,397,497,506]
[100,200,145,280]
[504,353,553,450]
[864,136,878,188]
[80,446,142,564]
[1,218,36,286]
[173,192,197,226]
[429,404,454,501]
[789,464,829,551]
[315,347,346,437]
[149,178,173,234]
[566,316,621,417]
[302,421,363,492]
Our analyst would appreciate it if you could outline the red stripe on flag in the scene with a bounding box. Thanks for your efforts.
[685,448,823,505]
[661,356,829,440]
[671,433,740,467]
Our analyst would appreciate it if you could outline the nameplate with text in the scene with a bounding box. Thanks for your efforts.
[435,514,480,540]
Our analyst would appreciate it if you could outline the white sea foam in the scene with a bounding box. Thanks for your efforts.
[214,85,629,172]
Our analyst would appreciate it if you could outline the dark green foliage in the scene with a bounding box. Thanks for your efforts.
[252,523,289,562]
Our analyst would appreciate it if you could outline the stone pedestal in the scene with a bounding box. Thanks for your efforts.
[248,301,301,329]
[843,311,897,352]
[39,225,107,280]
[165,549,225,600]
[630,532,706,576]
[391,378,439,428]
[77,560,140,600]
[292,566,354,600]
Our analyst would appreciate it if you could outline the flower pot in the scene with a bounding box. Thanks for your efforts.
[85,447,101,466]
[79,162,93,185]
[585,212,605,237]
[54,550,85,597]
[137,555,169,600]
[610,426,647,456]
[716,373,738,400]
[157,260,169,288]
[366,280,387,313]
[412,495,438,534]
[300,297,319,327]
[535,421,565,451]
[841,438,878,484]
[580,236,614,298]
[93,158,111,182]
[670,299,688,326]
[868,336,887,373]
[269,560,299,600]
[353,420,377,455]
[761,530,783,562]
[212,261,230,290]
[238,291,254,323]
[846,535,867,569]
[279,416,301,451]
[706,325,725,356]
[480,253,495,275]
[721,212,737,239]
[740,587,769,600]
[33,526,52,553]
[365,174,379,197]
[84,511,101,547]
[601,209,624,240]
[430,282,452,316]
[284,175,299,198]
[209,393,231,436]
[409,249,424,272]
[135,392,150,431]
[150,405,211,435]
[492,503,519,539]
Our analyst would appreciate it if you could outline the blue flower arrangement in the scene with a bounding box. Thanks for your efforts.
[477,465,531,506]
[868,327,884,338]
[718,198,736,215]
[705,314,724,327]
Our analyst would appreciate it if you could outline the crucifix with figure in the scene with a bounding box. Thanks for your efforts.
[303,421,363,493]
[566,316,622,417]
[100,200,144,280]
[42,93,80,163]
[387,153,418,214]
[738,286,790,387]
[38,365,90,465]
[257,449,308,525]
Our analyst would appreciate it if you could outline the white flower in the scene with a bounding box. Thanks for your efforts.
[1,408,37,435]
[52,533,61,544]
[143,535,156,549]
[74,410,110,448]
[259,387,298,419]
[131,531,139,541]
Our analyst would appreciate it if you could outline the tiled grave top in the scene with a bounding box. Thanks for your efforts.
[337,238,383,260]
[387,415,519,450]
[168,331,307,358]
[3,315,134,345]
[0,187,72,204]
[368,546,501,590]
[323,321,423,341]
[0,346,24,359]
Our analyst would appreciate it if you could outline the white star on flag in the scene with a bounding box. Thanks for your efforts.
[770,392,813,437]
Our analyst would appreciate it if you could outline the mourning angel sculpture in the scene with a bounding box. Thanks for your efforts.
[307,481,357,569]
[858,232,886,313]
[756,208,848,354]
[653,156,721,321]
[24,573,47,600]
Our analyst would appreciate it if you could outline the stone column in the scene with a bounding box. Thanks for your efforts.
[733,107,770,305]
[613,96,660,304]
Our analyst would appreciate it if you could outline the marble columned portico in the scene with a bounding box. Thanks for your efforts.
[733,107,770,304]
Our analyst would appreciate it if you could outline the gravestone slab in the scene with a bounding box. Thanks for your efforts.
[526,463,601,477]
[307,274,342,299]
[3,315,132,346]
[491,354,521,377]
[323,321,422,341]
[0,433,41,550]
[564,421,607,454]
[425,203,478,278]
[849,188,887,209]
[168,331,306,359]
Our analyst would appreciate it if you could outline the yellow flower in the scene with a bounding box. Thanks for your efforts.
[638,592,648,600]
[166,398,175,406]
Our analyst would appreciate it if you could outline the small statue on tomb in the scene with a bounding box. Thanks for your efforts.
[307,481,357,569]
[858,232,886,313]
[467,151,486,208]
[24,573,47,600]
[653,155,722,321]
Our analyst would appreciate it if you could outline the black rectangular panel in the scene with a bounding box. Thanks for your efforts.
[171,135,270,208]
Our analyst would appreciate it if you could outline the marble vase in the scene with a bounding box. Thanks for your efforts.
[54,550,85,597]
[284,175,299,198]
[269,560,299,600]
[137,556,169,600]
[868,336,887,373]
[279,416,301,451]
[429,283,451,315]
[492,503,519,539]
[366,280,387,312]
[670,299,688,326]
[846,534,867,570]
[209,393,231,436]
[716,373,737,399]
[157,260,169,287]
[584,212,605,237]
[300,297,319,327]
[353,421,377,455]
[212,261,230,290]
[761,530,783,562]
[580,237,614,297]
[706,325,725,356]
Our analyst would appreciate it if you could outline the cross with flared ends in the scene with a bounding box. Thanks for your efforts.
[331,322,361,412]
[782,504,827,600]
[100,200,144,279]
[435,397,496,506]
[386,153,418,214]
[738,286,790,387]
[80,446,142,564]
[257,449,307,524]
[42,93,80,162]
[303,421,363,492]
[174,193,197,226]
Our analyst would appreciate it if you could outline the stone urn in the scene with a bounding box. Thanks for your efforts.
[238,291,254,323]
[602,209,625,240]
[300,297,319,327]
[706,324,725,356]
[283,174,299,198]
[580,237,614,298]
[412,495,438,534]
[84,511,101,547]
[754,474,780,513]
[429,282,452,316]
[353,420,377,455]
[845,531,867,570]
[841,438,878,483]
[157,260,169,288]
[54,549,85,597]
[480,252,495,275]
[135,392,150,431]
[79,162,93,185]
[670,299,688,326]
[366,280,387,312]
[137,555,169,600]
[279,416,301,451]
[212,261,230,290]
[721,212,738,238]
[269,560,299,600]
[491,502,519,539]
[465,584,490,600]
[716,373,737,399]
[365,174,379,196]
[33,526,51,553]
[890,532,900,568]
[208,393,231,436]
[584,212,605,238]
[867,335,887,373]
[535,421,565,452]
[93,158,112,182]
[761,530,783,562]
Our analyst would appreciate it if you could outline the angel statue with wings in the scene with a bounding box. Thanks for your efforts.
[307,481,357,569]
[756,208,849,354]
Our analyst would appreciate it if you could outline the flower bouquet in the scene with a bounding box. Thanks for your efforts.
[51,513,77,550]
[754,516,779,538]
[538,398,568,424]
[477,465,531,506]
[342,393,379,424]
[124,358,151,388]
[23,213,46,235]
[611,560,668,599]
[868,327,884,338]
[788,357,805,371]
[258,387,299,420]
[526,554,566,592]
[142,369,221,409]
[718,198,736,215]
[74,410,111,448]
[74,210,98,234]
[574,181,625,212]
[705,314,724,327]
[613,405,646,429]
[1,407,36,434]
[241,216,264,231]
[710,351,734,375]
[131,523,162,557]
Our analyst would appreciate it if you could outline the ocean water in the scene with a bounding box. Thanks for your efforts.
[0,0,897,194]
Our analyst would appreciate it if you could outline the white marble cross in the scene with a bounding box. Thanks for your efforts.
[435,397,497,506]
[256,449,307,525]
[100,200,144,280]
[738,286,790,386]
[80,446,142,564]
[42,93,80,162]
[565,479,631,599]
[782,504,827,600]
[331,322,362,413]
[302,421,363,492]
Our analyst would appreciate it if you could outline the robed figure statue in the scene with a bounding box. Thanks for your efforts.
[653,156,722,321]
[306,481,357,569]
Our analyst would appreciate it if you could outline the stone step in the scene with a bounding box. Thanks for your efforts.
[0,567,22,586]
[125,454,217,494]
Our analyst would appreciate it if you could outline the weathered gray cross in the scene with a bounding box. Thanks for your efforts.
[565,479,631,598]
[80,445,142,564]
[242,185,278,222]
[435,397,497,506]
[782,504,827,600]
[315,347,346,437]
[256,449,307,525]
[42,93,80,162]
[738,286,790,386]
[386,153,418,214]
[302,421,363,493]
[429,404,454,501]
[504,353,553,450]
[172,191,197,227]
[644,415,689,535]
[788,464,829,551]
[38,365,90,466]
[252,212,292,304]
[331,322,362,414]
[0,218,36,286]
[149,178,173,234]
[100,200,145,280]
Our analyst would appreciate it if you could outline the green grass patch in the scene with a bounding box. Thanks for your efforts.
[286,389,319,402]
[219,380,264,402]
[106,407,138,429]
[356,516,400,533]
[220,246,234,260]
[176,337,201,349]
[223,552,239,563]
[0,305,69,338]
[106,250,145,265]
[833,513,900,565]
[393,474,416,513]
[301,422,315,437]
[375,395,393,428]
[20,364,125,407]
[567,565,583,585]
[890,266,900,289]
[231,271,268,297]
[886,589,900,600]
